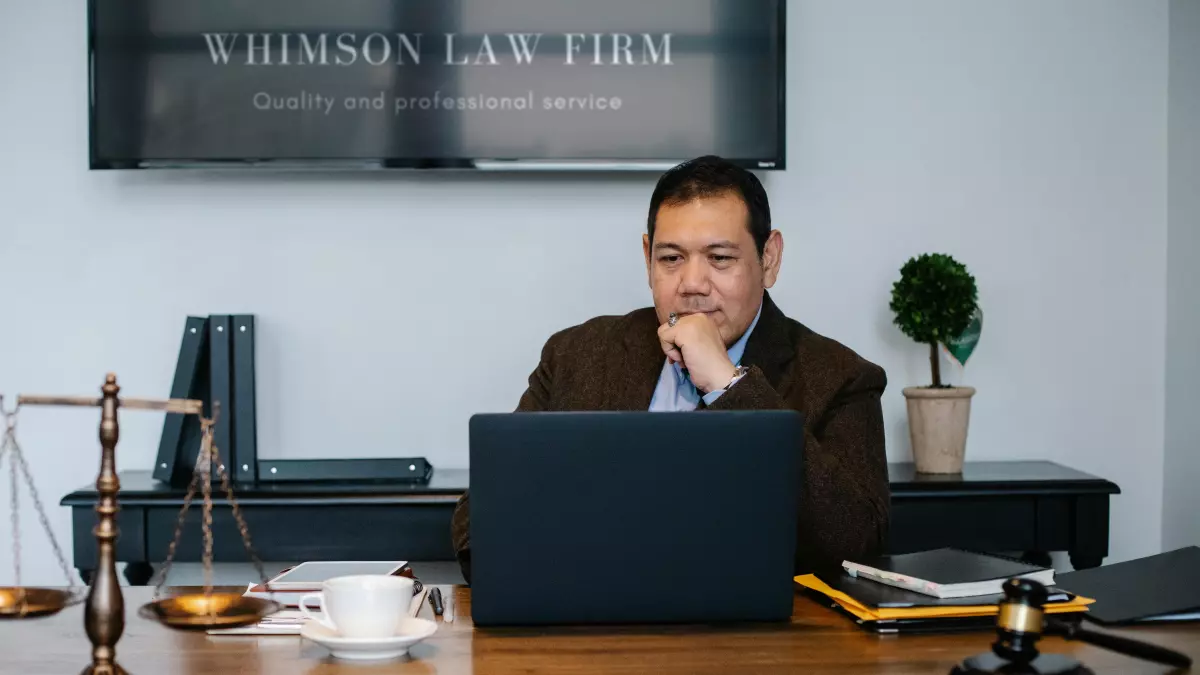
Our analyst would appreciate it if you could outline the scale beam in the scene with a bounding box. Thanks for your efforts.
[16,394,203,416]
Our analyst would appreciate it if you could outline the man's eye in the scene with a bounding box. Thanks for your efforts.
[712,255,734,262]
[659,255,681,263]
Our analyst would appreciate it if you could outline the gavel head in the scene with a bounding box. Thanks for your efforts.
[991,577,1050,664]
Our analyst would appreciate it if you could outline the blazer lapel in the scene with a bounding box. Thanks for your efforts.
[739,291,796,393]
[617,308,668,410]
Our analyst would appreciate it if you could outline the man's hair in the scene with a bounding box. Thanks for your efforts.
[646,155,772,257]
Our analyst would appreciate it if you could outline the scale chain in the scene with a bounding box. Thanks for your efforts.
[0,407,78,596]
[201,439,214,596]
[8,430,18,588]
[12,440,77,589]
[149,419,268,600]
[212,454,272,590]
[148,457,203,598]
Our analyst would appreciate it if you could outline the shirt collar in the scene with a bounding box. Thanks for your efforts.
[672,299,764,384]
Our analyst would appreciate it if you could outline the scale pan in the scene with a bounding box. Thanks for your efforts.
[138,592,282,630]
[0,587,80,619]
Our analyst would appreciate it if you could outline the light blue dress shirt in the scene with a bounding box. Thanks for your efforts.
[648,301,763,411]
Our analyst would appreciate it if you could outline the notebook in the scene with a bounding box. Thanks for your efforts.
[842,548,1055,599]
[823,571,1073,608]
[1054,546,1200,625]
[243,561,413,606]
[247,561,410,592]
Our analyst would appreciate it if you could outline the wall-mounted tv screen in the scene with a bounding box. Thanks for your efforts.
[89,0,785,170]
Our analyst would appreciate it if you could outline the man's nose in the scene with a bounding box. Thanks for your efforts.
[679,257,711,294]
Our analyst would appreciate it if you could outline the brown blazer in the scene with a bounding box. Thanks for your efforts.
[451,291,890,582]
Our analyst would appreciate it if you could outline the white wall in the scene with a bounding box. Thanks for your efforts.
[0,0,1170,585]
[1163,0,1200,551]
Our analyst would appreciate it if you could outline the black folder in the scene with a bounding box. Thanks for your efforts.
[153,316,210,483]
[208,314,234,477]
[1055,546,1200,625]
[231,314,258,483]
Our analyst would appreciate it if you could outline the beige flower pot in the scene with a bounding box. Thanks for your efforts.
[903,386,976,474]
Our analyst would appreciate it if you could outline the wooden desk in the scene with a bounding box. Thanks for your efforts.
[1,585,1194,675]
[61,461,1119,584]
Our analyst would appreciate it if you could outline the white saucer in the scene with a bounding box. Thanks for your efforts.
[300,617,438,661]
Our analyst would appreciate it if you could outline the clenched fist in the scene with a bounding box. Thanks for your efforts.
[658,312,739,394]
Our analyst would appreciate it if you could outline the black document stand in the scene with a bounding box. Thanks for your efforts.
[151,315,433,487]
[152,314,259,486]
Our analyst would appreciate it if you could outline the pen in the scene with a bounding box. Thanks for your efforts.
[429,587,444,616]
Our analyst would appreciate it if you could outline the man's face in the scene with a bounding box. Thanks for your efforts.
[642,192,783,347]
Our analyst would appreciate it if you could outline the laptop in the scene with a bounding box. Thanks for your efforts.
[467,410,803,626]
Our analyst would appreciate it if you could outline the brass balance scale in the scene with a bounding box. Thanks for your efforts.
[0,374,283,675]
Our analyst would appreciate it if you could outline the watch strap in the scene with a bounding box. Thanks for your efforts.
[723,365,750,392]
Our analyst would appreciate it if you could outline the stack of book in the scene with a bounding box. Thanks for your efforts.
[795,548,1094,633]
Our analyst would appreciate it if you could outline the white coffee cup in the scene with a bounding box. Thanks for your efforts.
[298,574,414,639]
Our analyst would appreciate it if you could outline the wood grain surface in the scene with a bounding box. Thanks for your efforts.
[0,585,1195,674]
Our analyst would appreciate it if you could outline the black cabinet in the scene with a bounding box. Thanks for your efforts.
[62,461,1119,584]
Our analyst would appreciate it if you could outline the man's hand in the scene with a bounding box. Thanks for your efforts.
[658,313,738,393]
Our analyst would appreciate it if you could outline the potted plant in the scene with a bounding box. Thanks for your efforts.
[889,253,980,474]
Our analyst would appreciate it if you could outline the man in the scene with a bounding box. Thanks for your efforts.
[451,155,889,582]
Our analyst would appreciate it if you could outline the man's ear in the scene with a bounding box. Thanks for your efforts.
[642,233,653,288]
[761,230,784,288]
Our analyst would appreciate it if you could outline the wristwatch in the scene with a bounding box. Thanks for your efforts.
[721,365,750,392]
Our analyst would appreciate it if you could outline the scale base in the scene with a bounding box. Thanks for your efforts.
[80,663,128,675]
[951,652,1094,675]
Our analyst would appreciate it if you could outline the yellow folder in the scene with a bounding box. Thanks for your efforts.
[794,574,1094,622]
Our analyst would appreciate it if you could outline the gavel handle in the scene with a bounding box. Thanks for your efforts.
[1046,617,1193,669]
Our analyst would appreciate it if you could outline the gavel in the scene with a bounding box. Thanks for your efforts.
[951,578,1193,674]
